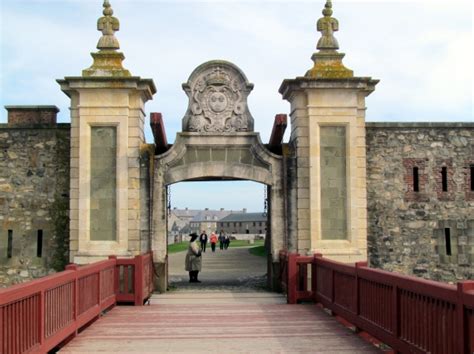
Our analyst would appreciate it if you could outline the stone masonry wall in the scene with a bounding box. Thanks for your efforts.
[366,123,474,282]
[0,123,70,287]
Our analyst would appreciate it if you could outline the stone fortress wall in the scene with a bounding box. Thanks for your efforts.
[0,106,70,287]
[366,123,474,282]
[1,107,472,286]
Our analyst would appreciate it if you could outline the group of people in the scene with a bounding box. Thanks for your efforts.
[184,230,232,284]
[198,230,231,252]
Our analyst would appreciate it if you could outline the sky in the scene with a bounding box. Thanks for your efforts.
[1,0,473,212]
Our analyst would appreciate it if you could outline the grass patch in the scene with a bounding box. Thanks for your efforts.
[229,239,264,248]
[249,245,266,257]
[167,239,265,253]
[167,242,188,254]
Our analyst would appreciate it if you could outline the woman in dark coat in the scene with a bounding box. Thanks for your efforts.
[185,233,202,283]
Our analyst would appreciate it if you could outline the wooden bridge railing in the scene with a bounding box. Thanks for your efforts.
[0,252,154,354]
[279,251,474,354]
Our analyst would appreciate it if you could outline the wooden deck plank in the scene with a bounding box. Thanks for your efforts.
[60,292,381,353]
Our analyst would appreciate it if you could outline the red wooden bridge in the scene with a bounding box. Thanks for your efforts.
[1,252,473,353]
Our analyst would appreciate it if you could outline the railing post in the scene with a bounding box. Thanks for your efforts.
[39,289,45,350]
[0,306,3,354]
[65,264,79,335]
[134,255,144,306]
[108,256,118,298]
[312,253,322,302]
[457,281,474,354]
[355,261,366,317]
[287,253,298,304]
[354,261,367,332]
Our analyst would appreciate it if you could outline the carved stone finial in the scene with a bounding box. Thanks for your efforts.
[317,0,339,50]
[82,0,130,77]
[305,0,353,79]
[97,0,120,51]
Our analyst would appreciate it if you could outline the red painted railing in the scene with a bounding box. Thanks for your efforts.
[0,253,154,354]
[279,251,474,354]
[112,252,154,305]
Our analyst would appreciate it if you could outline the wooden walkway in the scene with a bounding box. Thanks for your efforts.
[60,291,381,353]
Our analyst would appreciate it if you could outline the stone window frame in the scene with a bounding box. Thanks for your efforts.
[465,160,474,201]
[433,159,455,201]
[403,158,429,202]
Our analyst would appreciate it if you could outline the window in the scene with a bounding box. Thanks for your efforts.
[471,165,474,191]
[7,230,13,258]
[253,222,256,226]
[413,167,419,192]
[37,230,43,258]
[444,228,451,256]
[441,167,448,192]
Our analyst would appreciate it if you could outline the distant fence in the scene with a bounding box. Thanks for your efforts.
[279,251,474,354]
[0,252,154,354]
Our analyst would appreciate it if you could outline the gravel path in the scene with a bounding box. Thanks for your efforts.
[168,245,267,291]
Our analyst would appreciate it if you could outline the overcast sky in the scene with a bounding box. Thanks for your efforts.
[1,0,472,212]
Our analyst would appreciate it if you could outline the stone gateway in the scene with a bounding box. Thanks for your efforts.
[0,0,472,288]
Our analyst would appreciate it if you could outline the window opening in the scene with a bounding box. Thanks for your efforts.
[444,228,451,256]
[413,167,419,192]
[37,230,43,258]
[7,230,13,258]
[441,167,448,192]
[470,165,474,191]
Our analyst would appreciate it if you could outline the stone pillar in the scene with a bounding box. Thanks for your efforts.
[279,0,378,262]
[57,1,155,263]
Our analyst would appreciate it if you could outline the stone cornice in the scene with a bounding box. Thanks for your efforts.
[279,76,379,100]
[57,76,156,100]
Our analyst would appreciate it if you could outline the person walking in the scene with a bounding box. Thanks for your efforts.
[185,233,202,283]
[219,229,225,250]
[224,234,230,249]
[199,230,208,252]
[209,231,218,252]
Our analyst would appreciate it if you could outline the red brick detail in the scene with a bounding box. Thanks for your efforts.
[403,158,429,202]
[433,159,455,201]
[465,160,474,201]
[6,106,58,126]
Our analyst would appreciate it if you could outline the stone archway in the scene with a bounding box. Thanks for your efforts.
[151,61,285,292]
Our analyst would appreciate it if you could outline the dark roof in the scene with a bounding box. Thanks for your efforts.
[219,212,267,222]
[190,209,232,222]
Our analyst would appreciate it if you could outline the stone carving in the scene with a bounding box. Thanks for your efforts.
[182,61,255,133]
[97,0,120,50]
[316,0,339,50]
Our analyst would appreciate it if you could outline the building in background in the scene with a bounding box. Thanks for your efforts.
[218,213,267,237]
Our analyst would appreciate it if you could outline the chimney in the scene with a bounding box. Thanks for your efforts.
[5,105,59,127]
[243,208,247,213]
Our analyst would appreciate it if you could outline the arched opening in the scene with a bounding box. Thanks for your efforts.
[151,133,284,292]
[166,181,270,289]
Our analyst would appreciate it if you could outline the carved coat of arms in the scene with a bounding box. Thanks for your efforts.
[182,61,255,133]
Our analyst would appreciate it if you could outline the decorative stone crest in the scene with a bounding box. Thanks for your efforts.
[182,61,255,133]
